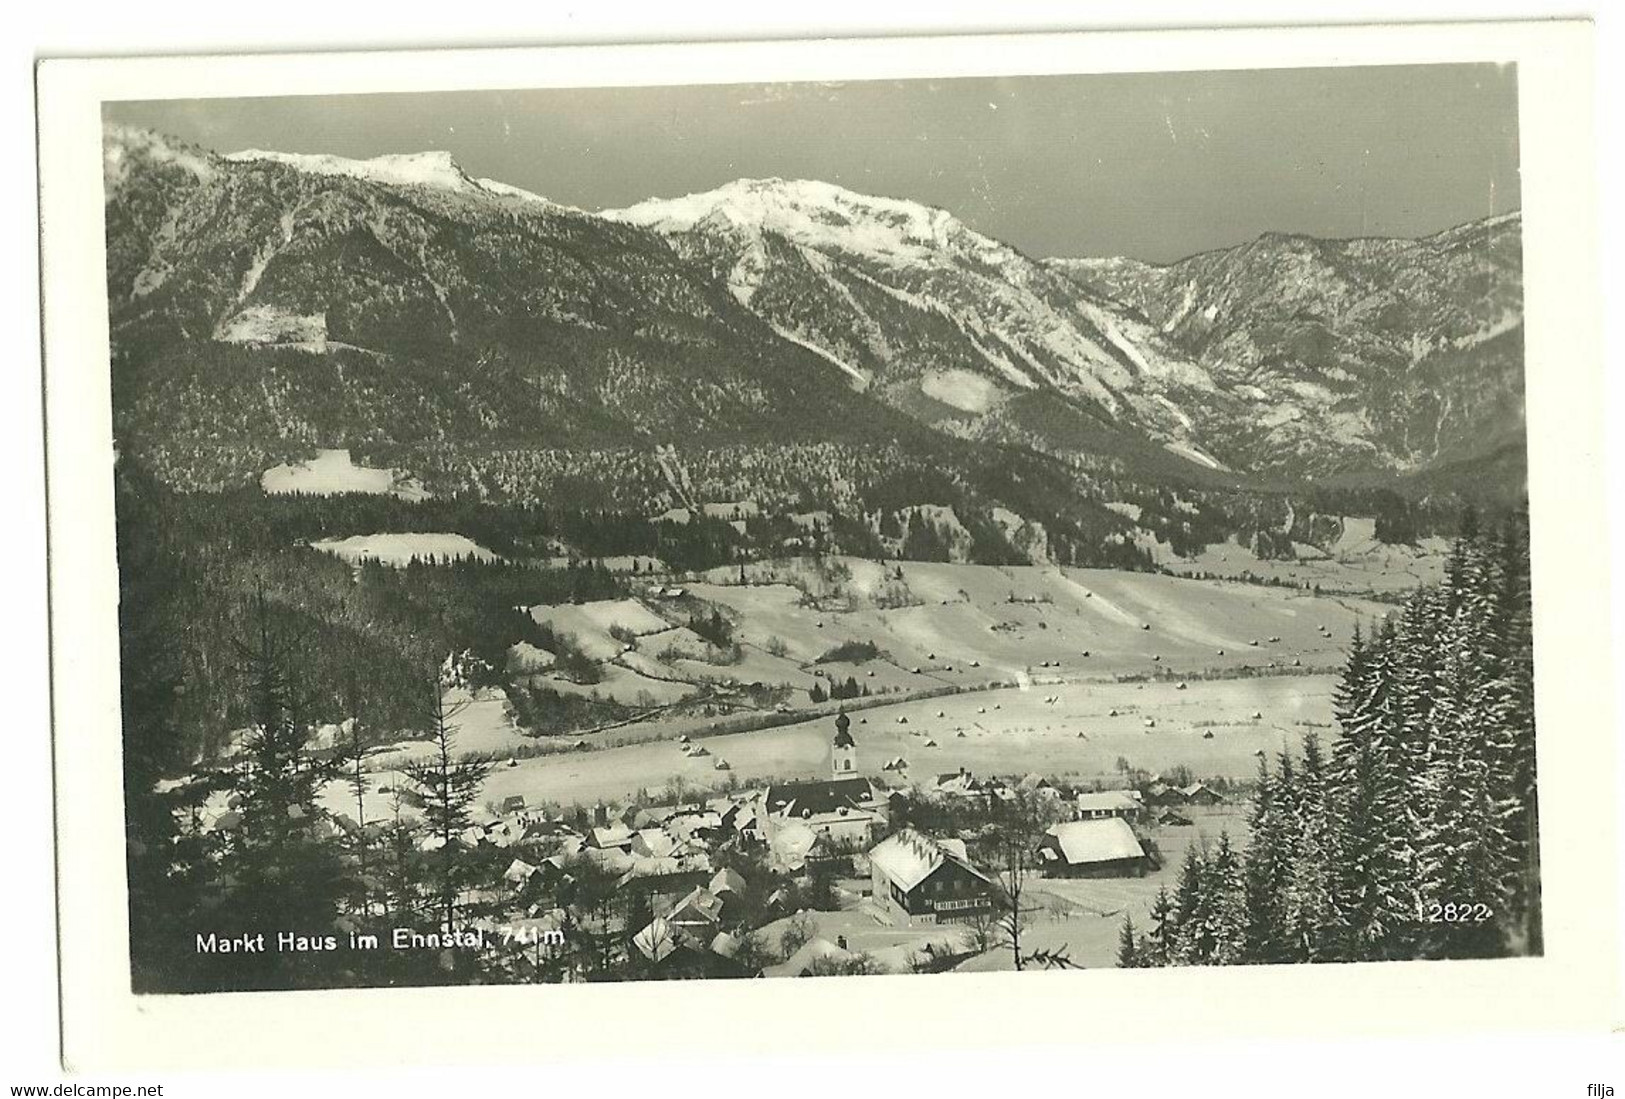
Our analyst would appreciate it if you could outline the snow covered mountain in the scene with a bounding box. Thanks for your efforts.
[101,125,1524,521]
[604,178,1238,474]
[101,126,1167,561]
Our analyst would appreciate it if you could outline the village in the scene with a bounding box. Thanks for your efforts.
[360,710,1243,980]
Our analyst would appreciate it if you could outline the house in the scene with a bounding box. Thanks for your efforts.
[666,885,727,934]
[1037,819,1151,878]
[762,937,858,978]
[630,827,680,859]
[709,867,748,897]
[503,858,539,885]
[767,819,821,872]
[932,769,983,799]
[588,824,635,851]
[1075,790,1144,821]
[868,829,998,927]
[1143,782,1189,807]
[1180,782,1225,806]
[522,819,581,844]
[631,916,748,978]
[500,795,528,814]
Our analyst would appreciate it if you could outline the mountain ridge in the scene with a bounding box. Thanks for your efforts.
[100,125,1525,531]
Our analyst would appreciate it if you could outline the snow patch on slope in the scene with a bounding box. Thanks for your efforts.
[921,369,1001,414]
[104,125,216,187]
[216,305,328,347]
[1162,441,1230,471]
[769,324,870,388]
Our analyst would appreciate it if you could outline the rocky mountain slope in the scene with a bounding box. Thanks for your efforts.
[1048,213,1524,477]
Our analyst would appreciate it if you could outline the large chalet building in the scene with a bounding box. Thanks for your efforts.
[868,829,998,927]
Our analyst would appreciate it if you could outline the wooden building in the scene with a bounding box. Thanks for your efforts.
[868,829,998,927]
[1037,819,1151,878]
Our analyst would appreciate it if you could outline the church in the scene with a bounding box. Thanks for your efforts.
[763,712,873,816]
[758,712,884,852]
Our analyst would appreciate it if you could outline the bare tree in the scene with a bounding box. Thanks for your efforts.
[971,788,1064,972]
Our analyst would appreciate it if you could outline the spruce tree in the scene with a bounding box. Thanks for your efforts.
[402,662,493,932]
[1240,758,1285,963]
[1117,914,1142,968]
[1206,832,1248,965]
[1144,885,1176,967]
[1283,733,1338,961]
[1170,844,1208,964]
[213,590,350,989]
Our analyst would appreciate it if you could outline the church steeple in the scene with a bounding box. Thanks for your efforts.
[831,711,856,778]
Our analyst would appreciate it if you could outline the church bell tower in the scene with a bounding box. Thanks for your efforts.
[831,711,856,778]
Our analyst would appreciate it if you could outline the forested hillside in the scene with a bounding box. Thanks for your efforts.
[1118,513,1539,967]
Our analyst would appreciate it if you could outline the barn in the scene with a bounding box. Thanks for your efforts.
[1037,819,1151,878]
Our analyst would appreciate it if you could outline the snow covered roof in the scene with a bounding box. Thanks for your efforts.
[868,829,990,893]
[633,918,681,963]
[631,828,678,859]
[1043,819,1146,865]
[590,825,634,849]
[1076,790,1142,813]
[710,867,748,896]
[669,886,726,927]
[761,937,854,978]
[769,820,819,870]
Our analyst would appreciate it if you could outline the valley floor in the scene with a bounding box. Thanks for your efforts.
[324,559,1384,819]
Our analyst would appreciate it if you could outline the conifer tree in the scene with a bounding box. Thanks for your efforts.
[214,590,350,988]
[1283,733,1338,961]
[402,659,492,932]
[1206,832,1248,965]
[1117,914,1142,968]
[1170,844,1208,964]
[1240,758,1290,963]
[1144,885,1177,968]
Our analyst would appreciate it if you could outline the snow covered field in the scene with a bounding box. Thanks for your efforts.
[262,448,427,500]
[310,532,498,565]
[330,559,1368,817]
[469,673,1336,811]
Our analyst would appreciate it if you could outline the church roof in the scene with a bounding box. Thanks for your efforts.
[764,776,873,817]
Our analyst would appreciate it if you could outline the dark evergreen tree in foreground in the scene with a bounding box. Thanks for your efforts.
[1123,514,1539,968]
[401,659,493,935]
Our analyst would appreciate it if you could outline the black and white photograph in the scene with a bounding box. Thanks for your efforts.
[26,16,1616,1079]
[93,60,1544,991]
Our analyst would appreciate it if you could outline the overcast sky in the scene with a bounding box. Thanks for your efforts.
[105,64,1518,263]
